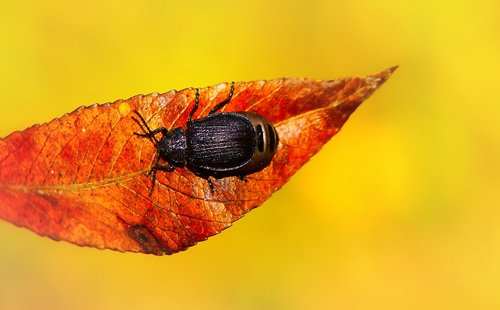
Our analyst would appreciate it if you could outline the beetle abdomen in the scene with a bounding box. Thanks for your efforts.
[187,113,256,173]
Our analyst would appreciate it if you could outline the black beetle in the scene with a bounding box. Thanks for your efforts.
[133,82,279,193]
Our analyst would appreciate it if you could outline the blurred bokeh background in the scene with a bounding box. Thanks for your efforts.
[1,0,499,309]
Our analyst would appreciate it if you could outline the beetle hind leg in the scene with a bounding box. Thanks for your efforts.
[237,175,248,182]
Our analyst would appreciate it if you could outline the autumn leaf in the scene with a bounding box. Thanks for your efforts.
[0,67,397,255]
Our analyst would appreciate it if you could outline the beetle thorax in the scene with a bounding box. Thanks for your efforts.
[157,127,187,167]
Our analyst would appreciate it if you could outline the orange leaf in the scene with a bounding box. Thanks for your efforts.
[0,67,397,255]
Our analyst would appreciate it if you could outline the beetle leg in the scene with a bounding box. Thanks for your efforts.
[149,164,175,174]
[145,155,175,195]
[188,88,200,122]
[209,81,235,114]
[189,166,216,192]
[237,175,248,182]
[134,127,168,138]
[206,177,214,192]
[147,164,175,195]
[146,154,160,177]
[148,168,158,195]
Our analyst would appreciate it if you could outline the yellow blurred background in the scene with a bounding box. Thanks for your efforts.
[1,0,499,309]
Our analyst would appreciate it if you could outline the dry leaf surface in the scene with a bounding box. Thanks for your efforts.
[0,67,397,254]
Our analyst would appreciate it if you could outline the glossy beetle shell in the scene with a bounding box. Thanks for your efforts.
[186,112,278,178]
[133,82,279,191]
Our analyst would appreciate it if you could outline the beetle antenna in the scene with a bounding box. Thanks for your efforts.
[132,110,160,144]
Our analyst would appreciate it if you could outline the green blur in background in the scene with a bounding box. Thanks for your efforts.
[0,0,499,309]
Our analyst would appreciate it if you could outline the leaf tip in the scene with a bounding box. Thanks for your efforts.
[364,65,399,92]
[388,65,399,73]
[380,65,399,80]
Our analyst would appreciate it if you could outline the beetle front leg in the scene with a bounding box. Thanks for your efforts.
[147,164,175,195]
[146,155,175,195]
[147,163,175,176]
[134,127,168,138]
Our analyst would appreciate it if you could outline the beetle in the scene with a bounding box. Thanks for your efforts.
[133,82,279,193]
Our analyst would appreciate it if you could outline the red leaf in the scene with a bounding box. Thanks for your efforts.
[0,67,397,255]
